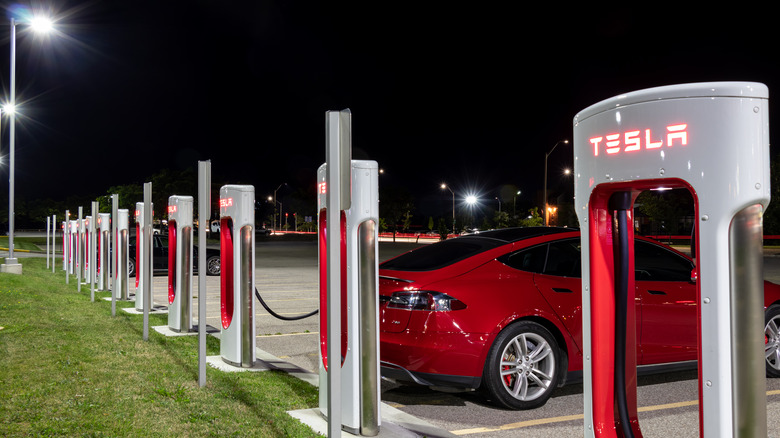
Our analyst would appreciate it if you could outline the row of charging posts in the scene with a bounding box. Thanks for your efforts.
[51,111,382,436]
[59,209,130,300]
[576,82,769,437]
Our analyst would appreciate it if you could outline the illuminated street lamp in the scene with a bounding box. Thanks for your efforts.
[269,182,286,232]
[440,183,455,234]
[3,14,54,274]
[543,139,569,226]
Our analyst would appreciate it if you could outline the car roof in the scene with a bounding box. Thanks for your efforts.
[457,227,576,243]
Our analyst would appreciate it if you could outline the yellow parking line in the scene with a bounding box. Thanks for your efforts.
[451,414,584,435]
[450,390,780,435]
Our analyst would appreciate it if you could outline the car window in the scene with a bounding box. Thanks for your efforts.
[634,240,692,281]
[380,237,505,271]
[543,239,581,278]
[500,244,548,273]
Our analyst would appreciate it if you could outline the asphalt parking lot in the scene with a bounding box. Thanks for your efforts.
[129,239,780,437]
[10,237,780,436]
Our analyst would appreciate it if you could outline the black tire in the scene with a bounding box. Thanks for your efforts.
[128,258,136,278]
[481,321,561,409]
[765,305,780,377]
[206,255,220,276]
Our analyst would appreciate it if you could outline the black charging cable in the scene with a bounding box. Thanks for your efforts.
[610,191,635,438]
[254,287,318,321]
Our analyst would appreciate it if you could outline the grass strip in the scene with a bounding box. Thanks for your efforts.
[0,257,320,437]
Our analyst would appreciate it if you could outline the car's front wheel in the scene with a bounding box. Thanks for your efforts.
[765,305,780,377]
[482,321,561,410]
[206,255,220,276]
[128,258,136,278]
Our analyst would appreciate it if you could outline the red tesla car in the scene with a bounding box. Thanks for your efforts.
[379,227,780,409]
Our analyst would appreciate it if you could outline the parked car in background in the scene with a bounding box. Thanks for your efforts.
[127,233,220,277]
[378,227,780,409]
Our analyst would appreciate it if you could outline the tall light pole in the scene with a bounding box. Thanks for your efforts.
[2,14,53,274]
[543,139,569,226]
[270,182,286,232]
[440,183,455,235]
[513,190,521,218]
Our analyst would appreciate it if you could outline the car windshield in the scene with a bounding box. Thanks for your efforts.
[380,237,506,271]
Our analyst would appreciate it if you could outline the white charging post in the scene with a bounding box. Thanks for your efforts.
[575,82,769,437]
[317,109,381,436]
[134,202,153,311]
[99,213,110,292]
[115,209,130,302]
[168,195,194,333]
[219,185,256,367]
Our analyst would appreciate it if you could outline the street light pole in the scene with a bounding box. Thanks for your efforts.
[543,139,569,226]
[2,14,53,274]
[441,183,455,235]
[271,182,286,232]
[6,19,16,266]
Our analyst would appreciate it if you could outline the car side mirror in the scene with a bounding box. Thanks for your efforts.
[690,267,698,284]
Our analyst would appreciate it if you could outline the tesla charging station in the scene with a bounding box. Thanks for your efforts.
[317,109,381,436]
[219,185,256,367]
[115,209,130,301]
[135,202,152,310]
[98,213,110,291]
[574,82,769,437]
[168,195,194,333]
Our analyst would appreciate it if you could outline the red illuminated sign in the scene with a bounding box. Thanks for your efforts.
[135,210,140,217]
[168,205,177,214]
[318,182,327,194]
[589,124,688,156]
[219,198,233,208]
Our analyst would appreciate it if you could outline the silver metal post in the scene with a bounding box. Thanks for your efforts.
[46,216,50,268]
[77,207,82,292]
[65,210,69,284]
[90,202,96,302]
[198,160,211,387]
[143,183,152,341]
[111,194,118,290]
[52,214,56,273]
[326,109,351,436]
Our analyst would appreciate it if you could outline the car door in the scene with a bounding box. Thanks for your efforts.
[635,240,697,365]
[153,235,169,271]
[530,238,584,352]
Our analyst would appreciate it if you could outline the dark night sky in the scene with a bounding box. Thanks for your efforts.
[0,1,778,221]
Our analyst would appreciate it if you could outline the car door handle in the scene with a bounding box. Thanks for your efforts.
[647,290,666,295]
[552,287,573,293]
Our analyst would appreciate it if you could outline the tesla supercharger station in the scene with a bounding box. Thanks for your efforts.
[168,195,194,333]
[98,213,110,291]
[574,82,769,437]
[219,185,256,367]
[316,131,381,433]
[115,209,130,301]
[135,202,152,310]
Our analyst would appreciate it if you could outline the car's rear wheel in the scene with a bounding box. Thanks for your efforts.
[765,305,780,377]
[482,321,560,409]
[206,255,220,276]
[128,258,136,278]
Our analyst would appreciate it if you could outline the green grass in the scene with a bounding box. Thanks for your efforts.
[0,237,46,252]
[0,258,321,437]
